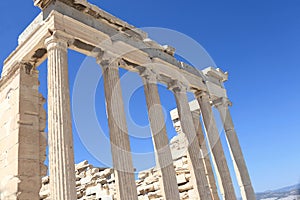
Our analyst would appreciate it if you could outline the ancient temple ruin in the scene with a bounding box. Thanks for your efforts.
[0,0,255,199]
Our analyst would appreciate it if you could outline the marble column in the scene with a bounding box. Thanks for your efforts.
[196,91,237,200]
[169,80,212,200]
[97,57,138,200]
[214,98,255,200]
[191,110,220,200]
[45,35,76,200]
[140,68,180,200]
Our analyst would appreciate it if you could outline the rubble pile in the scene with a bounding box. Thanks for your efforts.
[40,161,116,200]
[40,134,198,199]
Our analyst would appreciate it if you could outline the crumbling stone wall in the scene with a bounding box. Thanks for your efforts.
[0,63,47,200]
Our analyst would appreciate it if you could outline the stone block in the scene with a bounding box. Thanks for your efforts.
[40,189,50,199]
[138,171,149,180]
[18,127,40,144]
[176,173,187,185]
[19,99,39,114]
[0,175,19,196]
[18,159,40,177]
[18,175,41,194]
[17,191,40,200]
[188,189,198,199]
[0,136,10,153]
[18,141,40,160]
[100,196,113,200]
[145,175,158,185]
[41,176,49,184]
[178,182,193,192]
[81,176,92,185]
[7,144,20,165]
[86,184,101,196]
[1,161,18,177]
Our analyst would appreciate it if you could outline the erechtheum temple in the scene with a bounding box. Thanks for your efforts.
[0,0,255,199]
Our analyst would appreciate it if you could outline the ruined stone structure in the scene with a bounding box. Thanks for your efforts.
[38,132,227,200]
[0,0,255,199]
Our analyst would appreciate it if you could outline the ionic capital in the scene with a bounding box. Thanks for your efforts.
[168,80,188,93]
[194,90,213,106]
[195,90,209,99]
[96,51,120,70]
[139,67,158,84]
[212,97,232,108]
[45,31,73,51]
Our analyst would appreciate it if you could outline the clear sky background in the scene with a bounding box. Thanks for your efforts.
[0,0,300,195]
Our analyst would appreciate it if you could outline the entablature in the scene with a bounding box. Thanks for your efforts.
[3,0,229,97]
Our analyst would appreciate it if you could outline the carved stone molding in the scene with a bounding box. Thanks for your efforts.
[168,80,189,93]
[44,31,74,52]
[194,90,209,98]
[96,51,121,70]
[213,97,233,108]
[139,67,159,84]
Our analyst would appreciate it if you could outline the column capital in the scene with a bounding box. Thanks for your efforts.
[139,67,158,84]
[168,80,189,93]
[213,97,232,108]
[45,31,73,51]
[96,51,120,70]
[195,90,210,99]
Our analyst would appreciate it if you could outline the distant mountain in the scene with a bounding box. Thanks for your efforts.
[256,184,300,200]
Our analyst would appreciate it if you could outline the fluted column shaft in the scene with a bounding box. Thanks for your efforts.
[46,36,76,200]
[214,98,255,200]
[141,69,180,200]
[170,81,212,200]
[196,92,237,200]
[191,110,220,200]
[99,59,138,200]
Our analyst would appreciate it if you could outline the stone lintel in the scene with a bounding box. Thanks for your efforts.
[2,7,209,93]
[18,13,44,45]
[2,8,205,92]
[43,1,203,78]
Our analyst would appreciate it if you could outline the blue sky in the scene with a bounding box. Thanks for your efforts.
[1,0,300,194]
